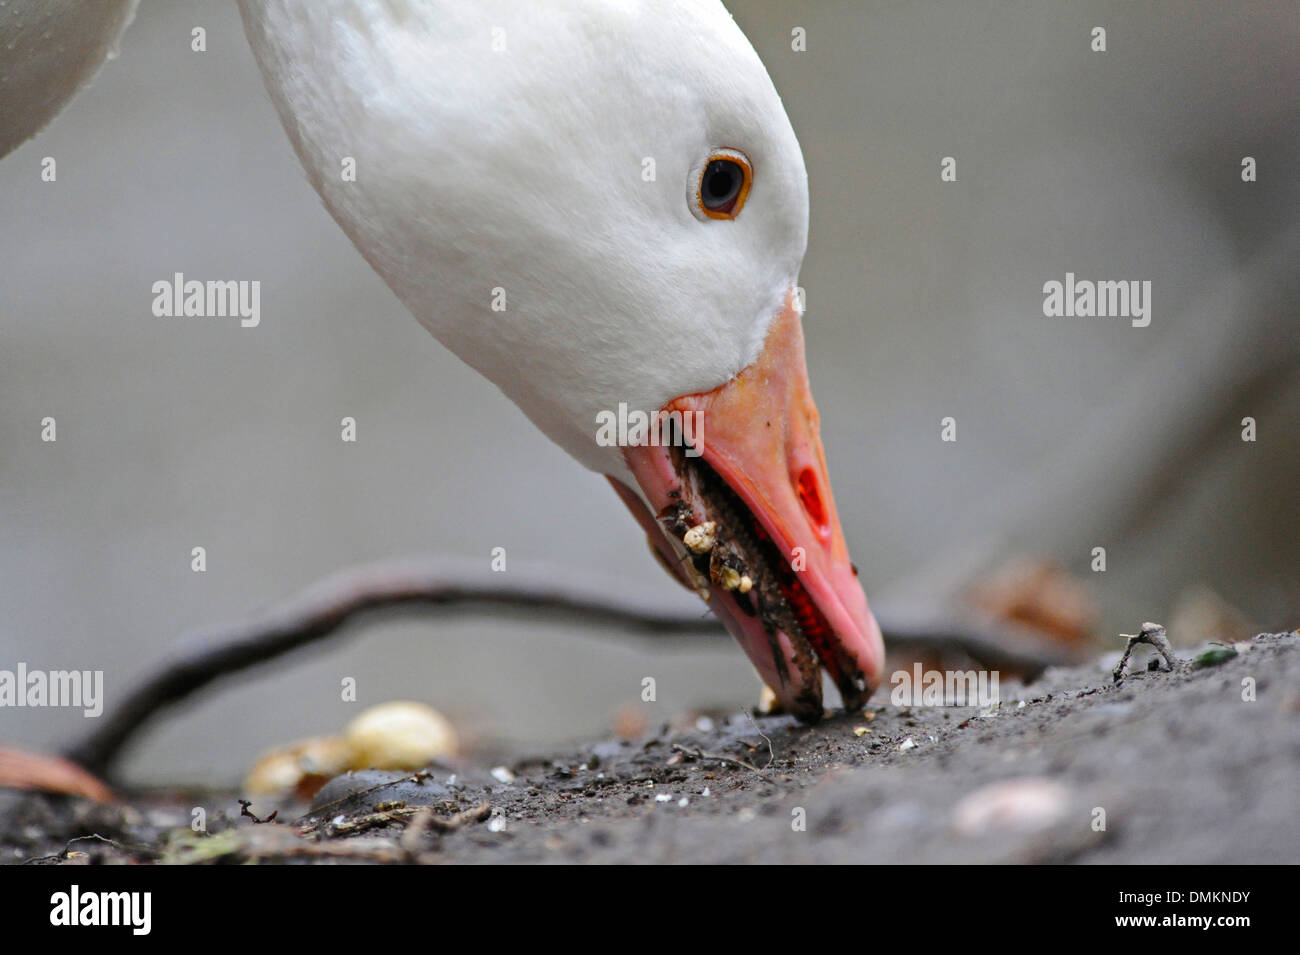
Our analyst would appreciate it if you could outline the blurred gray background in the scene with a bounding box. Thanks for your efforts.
[2,0,1296,784]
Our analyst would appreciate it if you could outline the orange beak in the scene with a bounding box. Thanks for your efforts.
[611,293,884,720]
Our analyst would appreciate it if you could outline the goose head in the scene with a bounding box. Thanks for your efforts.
[239,0,884,719]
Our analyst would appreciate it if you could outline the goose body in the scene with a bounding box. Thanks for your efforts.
[235,0,885,717]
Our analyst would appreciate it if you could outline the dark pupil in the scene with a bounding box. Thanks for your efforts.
[702,160,741,208]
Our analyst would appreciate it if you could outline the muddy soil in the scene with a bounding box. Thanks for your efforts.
[3,632,1296,865]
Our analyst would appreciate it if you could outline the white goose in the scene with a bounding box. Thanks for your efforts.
[237,0,884,719]
[2,0,885,720]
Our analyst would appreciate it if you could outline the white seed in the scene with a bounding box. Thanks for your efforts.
[343,701,458,772]
[682,521,717,554]
[738,575,753,594]
[244,735,352,796]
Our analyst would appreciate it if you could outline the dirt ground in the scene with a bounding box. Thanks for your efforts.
[4,631,1297,865]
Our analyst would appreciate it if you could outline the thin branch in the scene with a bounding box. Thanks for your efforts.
[21,832,158,865]
[874,605,1087,675]
[238,799,279,824]
[64,558,1084,778]
[670,743,770,778]
[65,558,720,776]
[297,770,433,826]
[1112,623,1178,683]
[743,712,776,770]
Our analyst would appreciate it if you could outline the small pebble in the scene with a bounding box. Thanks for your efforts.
[952,777,1069,836]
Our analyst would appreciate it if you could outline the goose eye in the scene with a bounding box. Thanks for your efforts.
[696,152,752,219]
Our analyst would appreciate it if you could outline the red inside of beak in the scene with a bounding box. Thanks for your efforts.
[797,467,829,536]
[610,294,884,720]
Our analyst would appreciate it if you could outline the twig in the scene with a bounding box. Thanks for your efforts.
[238,799,278,824]
[304,798,489,838]
[267,837,407,863]
[296,770,432,826]
[671,743,770,778]
[297,800,490,861]
[425,801,492,832]
[743,712,775,770]
[63,558,1084,778]
[315,805,420,837]
[874,605,1087,676]
[398,802,495,863]
[21,832,158,865]
[399,806,436,855]
[223,829,409,864]
[1112,622,1179,683]
[66,559,722,776]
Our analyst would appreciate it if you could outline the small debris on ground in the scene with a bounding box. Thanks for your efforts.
[1193,646,1239,669]
[243,700,458,800]
[1113,622,1179,682]
[1,632,1296,864]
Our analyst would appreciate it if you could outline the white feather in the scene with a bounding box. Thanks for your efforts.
[238,0,809,476]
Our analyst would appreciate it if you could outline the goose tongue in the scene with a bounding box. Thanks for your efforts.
[613,297,884,720]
